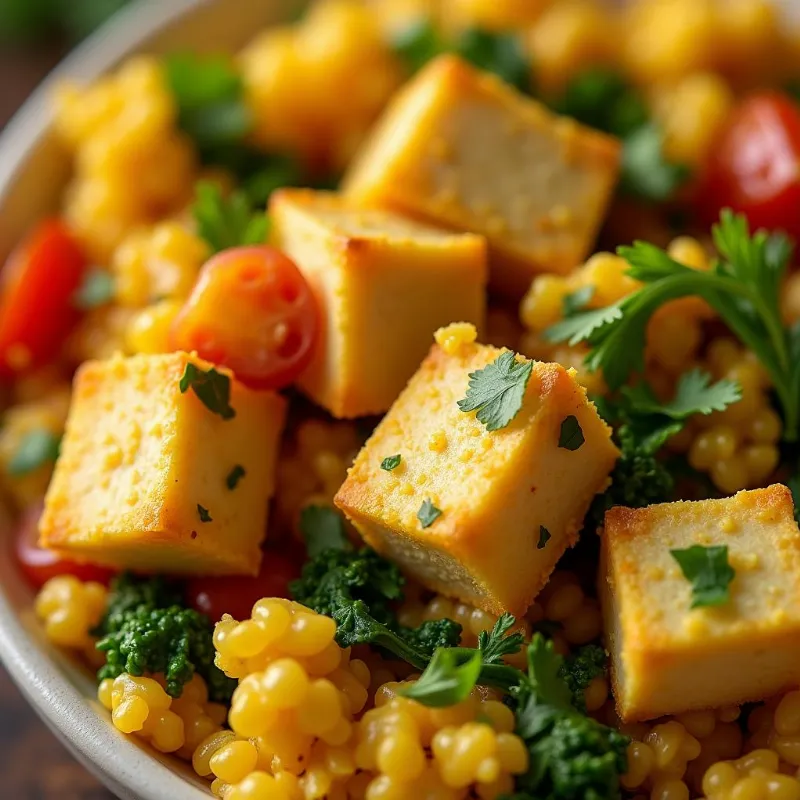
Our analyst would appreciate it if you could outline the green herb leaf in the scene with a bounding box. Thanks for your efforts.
[226,465,245,490]
[401,647,482,707]
[558,416,584,450]
[620,123,690,202]
[197,504,212,523]
[192,181,268,254]
[455,27,529,93]
[165,53,252,150]
[562,285,595,318]
[477,613,525,665]
[458,351,533,431]
[73,268,114,310]
[417,499,442,529]
[621,369,742,419]
[670,545,735,609]
[391,19,446,73]
[8,429,60,476]
[300,505,351,557]
[179,362,236,420]
[381,454,402,471]
[537,525,551,550]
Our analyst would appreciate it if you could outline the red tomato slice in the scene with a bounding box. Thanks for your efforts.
[170,246,318,390]
[13,503,115,589]
[697,91,800,238]
[185,544,303,622]
[0,219,87,377]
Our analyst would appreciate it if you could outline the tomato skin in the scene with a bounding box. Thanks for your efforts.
[697,92,800,238]
[0,219,87,377]
[170,246,318,390]
[185,545,303,622]
[13,503,115,589]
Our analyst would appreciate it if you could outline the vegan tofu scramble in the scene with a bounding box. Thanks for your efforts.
[6,1,800,799]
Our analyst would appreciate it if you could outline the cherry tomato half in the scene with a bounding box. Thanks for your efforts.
[185,545,303,622]
[697,91,800,238]
[170,246,318,390]
[0,219,86,378]
[13,503,115,589]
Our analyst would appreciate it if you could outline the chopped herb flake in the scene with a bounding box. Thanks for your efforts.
[558,416,585,451]
[538,526,551,550]
[197,504,212,523]
[8,429,60,476]
[179,362,236,420]
[73,268,114,309]
[457,351,533,432]
[226,465,245,490]
[417,499,442,529]
[381,454,402,471]
[671,545,735,609]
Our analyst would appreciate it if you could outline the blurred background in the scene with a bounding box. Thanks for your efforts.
[0,6,128,798]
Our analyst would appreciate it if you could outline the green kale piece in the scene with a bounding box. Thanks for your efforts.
[94,574,236,703]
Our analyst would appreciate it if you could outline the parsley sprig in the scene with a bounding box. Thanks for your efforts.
[192,181,268,254]
[458,351,533,431]
[548,210,800,440]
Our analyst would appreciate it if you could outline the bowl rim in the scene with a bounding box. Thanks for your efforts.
[0,3,217,798]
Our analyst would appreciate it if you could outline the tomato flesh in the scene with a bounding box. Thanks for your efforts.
[698,91,800,238]
[185,544,303,622]
[171,246,318,390]
[0,219,87,377]
[13,503,115,589]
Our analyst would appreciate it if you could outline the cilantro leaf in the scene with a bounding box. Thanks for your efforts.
[73,268,114,310]
[401,647,482,707]
[381,454,402,471]
[179,363,236,420]
[671,545,735,609]
[197,504,212,523]
[477,613,525,665]
[562,285,595,318]
[620,123,690,202]
[455,28,529,93]
[621,370,742,419]
[300,505,351,558]
[391,19,446,73]
[192,181,268,254]
[458,351,533,431]
[8,429,60,476]
[538,526,551,550]
[547,210,800,441]
[558,416,584,450]
[165,53,252,150]
[226,465,245,490]
[417,499,442,529]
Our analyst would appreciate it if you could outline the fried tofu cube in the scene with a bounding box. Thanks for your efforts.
[343,55,621,297]
[270,189,487,418]
[334,324,618,615]
[39,352,286,575]
[601,485,800,722]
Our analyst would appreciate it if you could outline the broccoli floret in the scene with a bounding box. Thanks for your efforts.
[94,574,236,704]
[290,546,462,665]
[510,636,628,800]
[560,645,607,713]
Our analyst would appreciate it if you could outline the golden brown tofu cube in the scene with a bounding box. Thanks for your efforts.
[344,55,621,296]
[270,189,487,418]
[601,485,800,722]
[335,324,618,615]
[39,352,286,575]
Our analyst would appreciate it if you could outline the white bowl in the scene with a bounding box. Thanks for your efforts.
[0,2,301,797]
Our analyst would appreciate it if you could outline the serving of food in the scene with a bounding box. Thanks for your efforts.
[5,0,800,798]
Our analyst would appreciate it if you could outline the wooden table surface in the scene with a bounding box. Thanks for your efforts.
[0,43,117,800]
